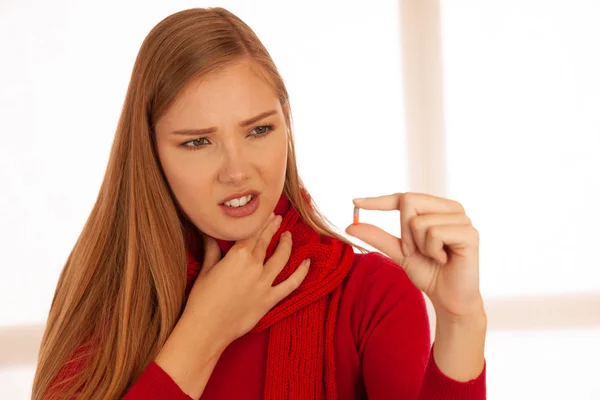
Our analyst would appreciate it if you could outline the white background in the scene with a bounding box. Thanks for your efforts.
[1,0,599,399]
[441,1,600,398]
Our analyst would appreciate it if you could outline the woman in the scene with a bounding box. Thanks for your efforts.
[32,7,487,400]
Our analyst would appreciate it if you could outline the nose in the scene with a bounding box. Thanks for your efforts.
[217,140,250,185]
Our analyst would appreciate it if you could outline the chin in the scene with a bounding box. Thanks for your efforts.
[216,228,257,242]
[216,217,265,242]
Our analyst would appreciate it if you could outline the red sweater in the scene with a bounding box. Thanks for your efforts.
[122,251,486,399]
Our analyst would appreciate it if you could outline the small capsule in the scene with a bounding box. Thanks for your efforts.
[353,206,360,225]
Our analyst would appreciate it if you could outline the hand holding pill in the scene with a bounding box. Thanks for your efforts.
[345,192,483,319]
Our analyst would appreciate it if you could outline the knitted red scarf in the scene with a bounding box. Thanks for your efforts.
[184,194,355,399]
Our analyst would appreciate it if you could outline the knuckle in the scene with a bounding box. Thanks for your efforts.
[429,225,442,238]
[256,275,269,292]
[410,216,423,231]
[400,192,413,208]
[252,252,264,265]
[288,277,301,291]
[278,233,293,250]
[250,260,264,274]
[235,246,252,259]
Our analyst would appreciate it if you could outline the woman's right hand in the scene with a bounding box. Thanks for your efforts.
[153,213,309,399]
[182,212,311,347]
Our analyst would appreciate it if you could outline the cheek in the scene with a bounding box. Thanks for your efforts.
[158,146,212,208]
[262,136,288,182]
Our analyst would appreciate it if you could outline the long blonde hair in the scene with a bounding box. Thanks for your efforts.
[32,7,363,400]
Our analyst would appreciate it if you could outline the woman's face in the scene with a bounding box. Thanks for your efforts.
[155,61,288,241]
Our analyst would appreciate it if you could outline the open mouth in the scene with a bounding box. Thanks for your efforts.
[222,194,256,208]
[219,193,261,218]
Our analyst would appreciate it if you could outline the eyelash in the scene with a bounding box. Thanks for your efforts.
[182,124,276,151]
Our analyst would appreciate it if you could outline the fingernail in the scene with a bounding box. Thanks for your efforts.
[302,259,311,268]
[274,215,283,227]
[353,198,365,203]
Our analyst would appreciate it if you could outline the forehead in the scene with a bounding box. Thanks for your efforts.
[161,62,281,130]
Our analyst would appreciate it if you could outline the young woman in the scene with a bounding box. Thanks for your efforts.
[32,7,487,400]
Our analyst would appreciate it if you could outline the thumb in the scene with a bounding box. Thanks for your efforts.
[200,234,222,277]
[346,223,435,293]
[345,223,407,264]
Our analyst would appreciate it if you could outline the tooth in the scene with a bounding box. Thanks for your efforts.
[223,194,255,207]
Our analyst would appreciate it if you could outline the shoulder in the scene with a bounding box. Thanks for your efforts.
[336,251,430,357]
[339,251,429,323]
[344,251,424,303]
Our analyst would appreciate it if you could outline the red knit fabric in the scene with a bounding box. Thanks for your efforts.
[185,194,354,399]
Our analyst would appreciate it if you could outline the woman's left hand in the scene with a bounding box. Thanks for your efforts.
[345,192,484,319]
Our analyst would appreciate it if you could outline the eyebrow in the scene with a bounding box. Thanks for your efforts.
[170,110,278,136]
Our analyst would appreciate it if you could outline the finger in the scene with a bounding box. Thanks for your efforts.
[200,234,222,277]
[352,193,413,256]
[253,214,283,261]
[425,225,479,265]
[410,213,472,259]
[353,193,402,210]
[354,193,465,256]
[263,231,293,282]
[345,223,406,264]
[268,258,311,305]
[346,222,439,292]
[353,192,464,213]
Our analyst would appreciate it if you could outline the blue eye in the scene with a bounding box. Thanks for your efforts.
[250,124,275,136]
[181,124,275,152]
[183,137,210,150]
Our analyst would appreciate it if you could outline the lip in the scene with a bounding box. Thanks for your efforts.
[219,193,260,218]
[220,190,259,204]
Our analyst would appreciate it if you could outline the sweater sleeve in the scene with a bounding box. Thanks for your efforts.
[355,253,486,400]
[121,361,193,400]
[47,351,192,400]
